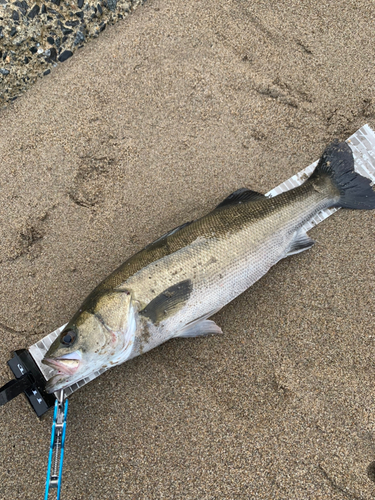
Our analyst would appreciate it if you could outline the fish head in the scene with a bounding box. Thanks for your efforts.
[42,290,136,393]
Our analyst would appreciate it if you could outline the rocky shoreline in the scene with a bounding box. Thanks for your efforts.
[0,0,143,105]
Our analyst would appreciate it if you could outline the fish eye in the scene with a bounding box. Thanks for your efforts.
[61,330,76,346]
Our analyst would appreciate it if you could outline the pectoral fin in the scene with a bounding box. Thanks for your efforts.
[140,279,193,326]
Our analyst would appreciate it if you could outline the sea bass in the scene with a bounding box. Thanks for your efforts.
[43,141,375,392]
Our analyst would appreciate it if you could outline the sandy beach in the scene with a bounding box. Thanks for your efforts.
[1,0,375,498]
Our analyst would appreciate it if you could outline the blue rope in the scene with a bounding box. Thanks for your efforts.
[44,396,68,500]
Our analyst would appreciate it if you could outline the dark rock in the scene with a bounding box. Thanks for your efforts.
[107,0,117,11]
[48,47,57,61]
[51,0,60,5]
[0,68,10,75]
[10,27,17,37]
[46,15,53,20]
[47,7,57,13]
[77,0,83,8]
[99,21,106,31]
[97,3,102,15]
[29,46,38,54]
[62,27,73,35]
[65,20,79,26]
[75,10,84,19]
[47,36,54,44]
[41,4,46,13]
[43,69,51,75]
[12,10,20,21]
[24,56,29,63]
[62,35,68,43]
[58,50,73,62]
[13,1,28,15]
[55,37,60,47]
[73,31,85,45]
[27,4,40,19]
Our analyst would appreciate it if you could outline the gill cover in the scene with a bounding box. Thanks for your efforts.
[43,290,136,392]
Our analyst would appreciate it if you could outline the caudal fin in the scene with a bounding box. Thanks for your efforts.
[310,140,375,210]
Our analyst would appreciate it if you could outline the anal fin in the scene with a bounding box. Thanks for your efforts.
[287,229,315,256]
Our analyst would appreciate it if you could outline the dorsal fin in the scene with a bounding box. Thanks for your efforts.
[143,221,193,251]
[215,188,266,209]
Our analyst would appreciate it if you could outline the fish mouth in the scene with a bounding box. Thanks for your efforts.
[42,351,82,376]
[45,372,76,394]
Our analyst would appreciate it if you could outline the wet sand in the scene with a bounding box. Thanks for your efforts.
[1,0,375,498]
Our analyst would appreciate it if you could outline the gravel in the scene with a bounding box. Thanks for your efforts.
[0,0,144,105]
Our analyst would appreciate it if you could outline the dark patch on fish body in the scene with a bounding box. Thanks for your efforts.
[139,279,193,325]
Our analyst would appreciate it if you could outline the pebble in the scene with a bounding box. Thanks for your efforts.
[58,49,73,62]
[27,4,39,19]
[73,31,85,45]
[107,0,118,12]
[0,0,143,105]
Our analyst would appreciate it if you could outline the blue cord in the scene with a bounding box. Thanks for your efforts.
[44,402,58,500]
[57,399,68,498]
[44,395,68,500]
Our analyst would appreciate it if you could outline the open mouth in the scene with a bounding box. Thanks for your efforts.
[42,351,82,376]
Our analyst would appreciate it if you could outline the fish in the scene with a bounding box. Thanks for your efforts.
[42,140,375,393]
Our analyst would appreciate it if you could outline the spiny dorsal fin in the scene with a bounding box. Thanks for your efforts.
[139,279,193,325]
[215,188,266,210]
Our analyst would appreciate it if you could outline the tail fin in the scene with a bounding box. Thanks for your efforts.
[310,140,375,209]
